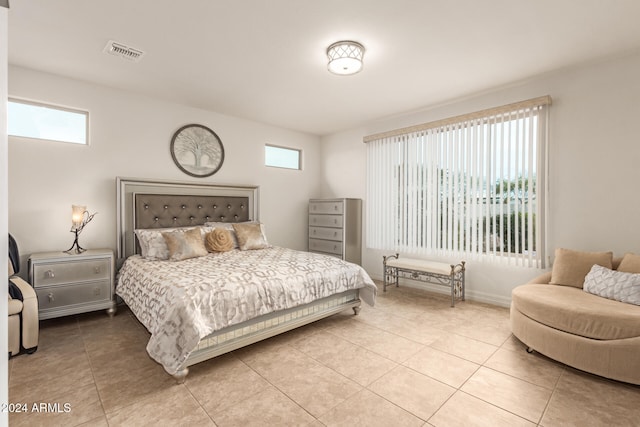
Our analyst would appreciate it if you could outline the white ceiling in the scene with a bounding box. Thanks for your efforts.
[7,0,640,136]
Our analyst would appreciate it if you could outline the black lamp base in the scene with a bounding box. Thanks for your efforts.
[64,230,86,254]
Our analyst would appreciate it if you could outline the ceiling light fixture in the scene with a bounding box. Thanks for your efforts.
[326,40,365,75]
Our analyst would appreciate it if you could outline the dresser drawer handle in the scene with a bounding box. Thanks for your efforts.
[45,270,55,279]
[94,266,101,274]
[48,292,55,302]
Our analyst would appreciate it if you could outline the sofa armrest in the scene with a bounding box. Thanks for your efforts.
[526,271,552,284]
[9,276,39,350]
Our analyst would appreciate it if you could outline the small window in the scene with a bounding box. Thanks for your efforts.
[265,144,301,170]
[8,98,88,145]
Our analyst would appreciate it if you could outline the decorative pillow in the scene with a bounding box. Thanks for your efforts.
[161,228,208,261]
[549,248,613,288]
[135,226,212,260]
[232,222,269,250]
[203,222,240,248]
[618,253,640,274]
[135,228,176,260]
[584,264,640,306]
[205,229,234,252]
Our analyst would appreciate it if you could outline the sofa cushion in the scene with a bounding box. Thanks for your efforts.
[618,253,640,273]
[584,265,640,306]
[549,248,613,288]
[512,284,640,340]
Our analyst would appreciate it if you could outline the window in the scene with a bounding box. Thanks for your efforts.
[365,96,550,267]
[264,144,301,170]
[8,98,88,145]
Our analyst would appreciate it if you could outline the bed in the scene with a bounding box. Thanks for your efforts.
[115,177,377,382]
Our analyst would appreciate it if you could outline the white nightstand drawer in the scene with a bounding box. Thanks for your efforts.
[309,214,343,228]
[36,280,111,311]
[309,226,342,241]
[309,238,343,255]
[32,258,110,287]
[309,201,344,214]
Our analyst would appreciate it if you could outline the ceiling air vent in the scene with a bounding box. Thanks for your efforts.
[103,40,145,62]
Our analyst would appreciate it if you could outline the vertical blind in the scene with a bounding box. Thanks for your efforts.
[365,96,550,267]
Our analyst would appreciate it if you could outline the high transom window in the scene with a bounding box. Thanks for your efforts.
[265,144,301,170]
[8,98,88,145]
[365,96,551,267]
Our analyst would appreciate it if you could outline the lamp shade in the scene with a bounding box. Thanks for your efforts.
[71,205,87,230]
[327,41,365,75]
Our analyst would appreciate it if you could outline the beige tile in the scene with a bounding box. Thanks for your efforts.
[328,321,424,362]
[9,382,104,427]
[89,346,160,378]
[240,345,361,417]
[91,349,178,413]
[293,330,397,386]
[484,347,565,389]
[185,353,271,415]
[461,367,552,423]
[212,386,316,427]
[404,346,479,388]
[78,310,148,338]
[8,283,640,426]
[312,310,363,330]
[107,384,214,426]
[429,391,536,427]
[369,365,455,421]
[9,363,94,404]
[82,328,149,358]
[319,389,424,427]
[356,310,446,345]
[10,345,93,387]
[540,369,640,427]
[446,321,512,347]
[77,415,109,426]
[38,315,80,335]
[37,324,85,351]
[501,334,529,352]
[430,333,498,365]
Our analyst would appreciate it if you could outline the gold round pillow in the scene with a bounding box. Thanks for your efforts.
[205,228,234,252]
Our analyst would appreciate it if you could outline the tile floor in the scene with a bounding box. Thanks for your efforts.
[8,282,640,426]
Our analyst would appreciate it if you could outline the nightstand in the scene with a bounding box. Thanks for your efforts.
[29,249,116,320]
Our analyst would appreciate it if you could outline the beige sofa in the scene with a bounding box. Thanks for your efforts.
[510,249,640,385]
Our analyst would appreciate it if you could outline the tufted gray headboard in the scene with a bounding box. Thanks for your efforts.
[134,194,250,229]
[117,177,259,262]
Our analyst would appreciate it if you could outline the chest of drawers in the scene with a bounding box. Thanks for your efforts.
[29,249,116,319]
[308,198,362,264]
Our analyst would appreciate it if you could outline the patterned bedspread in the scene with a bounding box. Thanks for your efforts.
[116,247,377,374]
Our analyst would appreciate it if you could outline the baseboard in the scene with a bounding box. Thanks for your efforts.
[370,273,512,308]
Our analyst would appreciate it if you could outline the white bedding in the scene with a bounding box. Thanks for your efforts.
[116,246,376,374]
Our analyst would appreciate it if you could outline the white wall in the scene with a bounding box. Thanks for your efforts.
[8,66,321,266]
[320,51,640,306]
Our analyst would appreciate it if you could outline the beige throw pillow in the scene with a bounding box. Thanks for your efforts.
[232,223,269,250]
[162,227,208,261]
[550,248,613,288]
[618,253,640,274]
[205,229,234,252]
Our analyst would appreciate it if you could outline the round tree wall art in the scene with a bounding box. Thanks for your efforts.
[170,124,225,177]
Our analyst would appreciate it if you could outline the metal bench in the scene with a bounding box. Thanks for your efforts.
[383,253,466,307]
